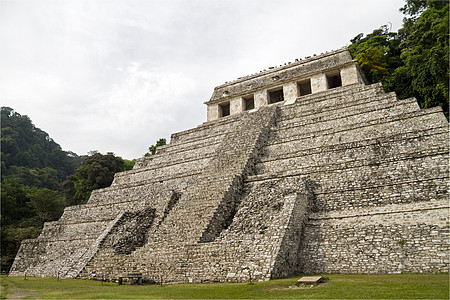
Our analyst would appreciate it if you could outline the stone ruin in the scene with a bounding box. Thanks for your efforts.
[10,47,449,283]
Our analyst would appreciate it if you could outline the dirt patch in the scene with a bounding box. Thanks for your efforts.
[3,280,41,299]
[8,289,41,299]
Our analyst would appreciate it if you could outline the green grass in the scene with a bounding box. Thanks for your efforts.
[1,273,448,299]
[0,277,9,300]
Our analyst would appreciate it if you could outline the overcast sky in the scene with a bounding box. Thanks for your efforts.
[1,0,406,159]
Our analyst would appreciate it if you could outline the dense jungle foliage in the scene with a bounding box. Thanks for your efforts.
[1,107,134,272]
[348,0,449,117]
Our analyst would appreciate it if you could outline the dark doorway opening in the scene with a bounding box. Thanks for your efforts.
[327,73,342,89]
[244,96,255,111]
[298,79,312,96]
[219,102,230,117]
[268,88,284,104]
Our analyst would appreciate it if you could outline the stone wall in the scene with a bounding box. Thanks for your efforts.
[299,200,448,273]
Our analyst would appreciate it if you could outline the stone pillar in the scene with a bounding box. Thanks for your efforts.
[207,104,220,122]
[230,97,243,115]
[311,73,327,94]
[283,82,298,105]
[255,90,268,108]
[341,64,363,86]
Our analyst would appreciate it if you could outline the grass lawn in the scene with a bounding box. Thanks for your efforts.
[1,273,448,299]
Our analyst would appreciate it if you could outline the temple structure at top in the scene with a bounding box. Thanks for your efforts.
[205,47,366,121]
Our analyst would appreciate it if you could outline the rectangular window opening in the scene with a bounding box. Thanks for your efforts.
[268,88,284,104]
[327,73,342,89]
[244,96,255,111]
[298,79,312,96]
[219,102,230,117]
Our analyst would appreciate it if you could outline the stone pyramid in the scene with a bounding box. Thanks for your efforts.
[10,47,448,283]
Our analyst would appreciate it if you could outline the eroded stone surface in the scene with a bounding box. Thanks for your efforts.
[297,276,322,284]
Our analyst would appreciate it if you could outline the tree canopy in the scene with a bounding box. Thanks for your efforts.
[348,3,449,118]
[62,153,134,205]
[1,107,81,271]
[1,107,134,272]
[145,138,167,156]
[1,107,80,181]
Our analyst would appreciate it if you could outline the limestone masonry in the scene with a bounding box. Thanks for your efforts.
[10,47,449,283]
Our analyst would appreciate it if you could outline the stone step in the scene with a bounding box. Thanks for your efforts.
[288,83,384,108]
[93,175,309,283]
[266,107,446,151]
[130,144,217,174]
[246,173,447,214]
[10,238,95,277]
[60,196,156,222]
[156,129,226,155]
[279,91,399,123]
[252,145,448,183]
[154,136,222,157]
[142,87,390,175]
[130,119,238,171]
[112,157,210,186]
[313,177,448,212]
[123,123,242,178]
[145,176,237,245]
[87,175,195,206]
[167,79,351,144]
[279,83,385,118]
[258,127,448,171]
[141,86,385,168]
[169,126,229,147]
[116,153,213,182]
[272,98,419,144]
[89,171,201,201]
[36,220,112,241]
[170,113,242,144]
[314,153,448,192]
[248,151,448,209]
[312,177,448,213]
[276,94,414,129]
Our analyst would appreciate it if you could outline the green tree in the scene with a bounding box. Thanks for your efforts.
[348,26,403,84]
[1,107,80,181]
[1,179,66,272]
[395,4,449,113]
[27,187,66,224]
[145,138,167,156]
[123,159,136,170]
[62,153,134,205]
[348,2,449,118]
[0,108,136,272]
[7,166,60,190]
[0,107,86,273]
[1,179,35,226]
[400,0,448,19]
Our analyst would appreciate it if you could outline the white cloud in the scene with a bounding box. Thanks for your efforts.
[52,62,199,158]
[0,0,406,159]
